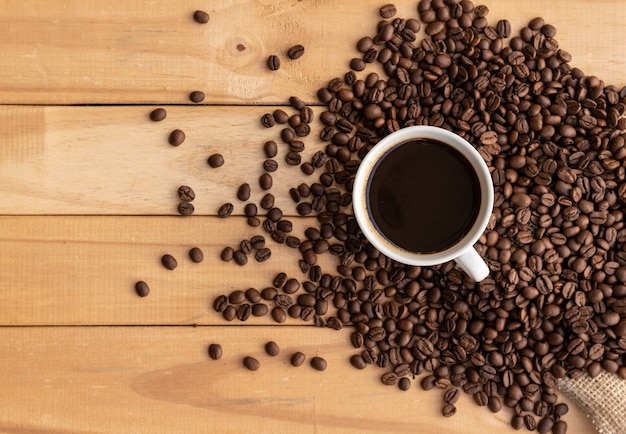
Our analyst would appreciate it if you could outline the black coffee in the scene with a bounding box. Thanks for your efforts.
[367,138,481,253]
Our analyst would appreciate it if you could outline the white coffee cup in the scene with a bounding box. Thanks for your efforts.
[352,126,494,281]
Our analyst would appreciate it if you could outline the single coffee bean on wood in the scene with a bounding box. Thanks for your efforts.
[265,341,280,356]
[290,352,306,367]
[310,356,327,371]
[161,254,177,270]
[177,202,194,216]
[208,343,222,360]
[189,90,205,103]
[243,356,260,371]
[193,10,210,24]
[218,203,234,218]
[208,153,225,168]
[188,247,204,263]
[287,44,305,60]
[168,129,185,146]
[267,55,280,71]
[178,185,195,202]
[237,183,251,201]
[149,108,166,122]
[134,281,149,297]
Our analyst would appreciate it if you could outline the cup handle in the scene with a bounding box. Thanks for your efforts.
[454,248,490,281]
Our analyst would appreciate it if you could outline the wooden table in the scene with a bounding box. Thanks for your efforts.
[0,1,623,432]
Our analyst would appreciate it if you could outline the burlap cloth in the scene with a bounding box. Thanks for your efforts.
[558,372,626,434]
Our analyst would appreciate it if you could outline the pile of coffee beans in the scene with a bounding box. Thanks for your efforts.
[210,1,626,432]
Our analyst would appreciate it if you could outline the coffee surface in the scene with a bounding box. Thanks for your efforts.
[367,138,481,253]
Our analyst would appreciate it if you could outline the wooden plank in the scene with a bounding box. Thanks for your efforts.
[0,216,339,325]
[0,0,623,104]
[0,105,323,215]
[0,325,595,433]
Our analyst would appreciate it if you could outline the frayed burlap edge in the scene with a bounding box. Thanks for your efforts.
[557,371,626,434]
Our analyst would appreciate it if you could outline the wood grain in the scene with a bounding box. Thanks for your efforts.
[0,0,622,104]
[0,105,324,215]
[0,215,337,326]
[0,326,595,434]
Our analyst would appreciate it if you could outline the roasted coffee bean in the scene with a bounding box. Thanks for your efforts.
[398,377,411,391]
[350,354,367,369]
[290,351,306,367]
[310,356,327,371]
[189,90,205,103]
[208,343,222,360]
[168,129,185,146]
[218,203,234,218]
[287,44,305,60]
[263,140,278,158]
[236,183,251,201]
[233,250,247,266]
[442,404,457,417]
[271,306,287,323]
[188,247,204,263]
[193,10,210,24]
[177,202,194,216]
[149,108,166,122]
[265,341,280,356]
[134,281,150,297]
[220,246,234,262]
[273,109,289,124]
[259,173,273,190]
[243,356,260,371]
[379,4,397,18]
[261,113,275,128]
[207,153,225,168]
[161,254,177,270]
[178,185,195,202]
[267,55,280,71]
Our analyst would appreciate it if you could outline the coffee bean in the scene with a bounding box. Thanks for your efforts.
[379,4,397,18]
[233,250,247,266]
[207,153,225,168]
[442,404,457,417]
[178,202,195,216]
[208,344,222,360]
[261,113,275,128]
[398,377,411,391]
[263,140,278,158]
[193,10,210,24]
[310,356,327,371]
[177,185,195,202]
[236,183,251,201]
[267,55,280,71]
[160,254,177,270]
[255,248,272,262]
[265,341,280,356]
[243,356,260,371]
[168,129,185,146]
[188,247,204,263]
[271,306,287,323]
[189,90,205,103]
[290,351,306,367]
[287,44,305,60]
[350,354,367,369]
[218,203,234,218]
[134,281,150,297]
[149,108,166,122]
[259,173,273,190]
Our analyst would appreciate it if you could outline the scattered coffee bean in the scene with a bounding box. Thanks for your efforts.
[207,153,225,168]
[265,341,280,356]
[259,173,273,190]
[379,4,397,18]
[255,248,272,262]
[161,254,177,270]
[168,129,185,146]
[442,404,457,417]
[134,281,150,297]
[220,246,234,262]
[149,108,166,122]
[237,183,251,201]
[208,343,222,360]
[193,10,210,24]
[290,352,306,367]
[189,247,204,263]
[267,55,280,71]
[233,250,248,266]
[310,356,327,371]
[243,356,260,371]
[177,185,195,202]
[177,202,194,216]
[218,203,234,218]
[189,90,205,103]
[287,44,305,60]
[261,113,275,128]
[263,140,278,158]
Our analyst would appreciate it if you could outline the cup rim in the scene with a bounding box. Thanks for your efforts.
[352,125,494,266]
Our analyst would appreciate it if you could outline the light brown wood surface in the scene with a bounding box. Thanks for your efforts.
[1,0,623,432]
